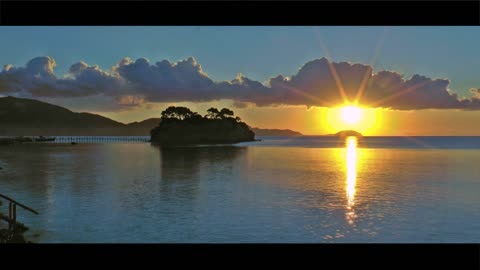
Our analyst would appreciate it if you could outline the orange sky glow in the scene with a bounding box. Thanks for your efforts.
[97,100,480,136]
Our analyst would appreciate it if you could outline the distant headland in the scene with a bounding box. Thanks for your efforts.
[0,96,302,137]
[150,106,255,145]
[251,128,302,136]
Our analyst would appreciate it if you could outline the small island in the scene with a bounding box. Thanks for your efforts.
[150,106,256,145]
[334,130,363,138]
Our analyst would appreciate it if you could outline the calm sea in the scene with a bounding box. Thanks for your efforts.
[1,136,480,243]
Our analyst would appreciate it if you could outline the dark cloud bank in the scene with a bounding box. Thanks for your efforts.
[1,56,480,111]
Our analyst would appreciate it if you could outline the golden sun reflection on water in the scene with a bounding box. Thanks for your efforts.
[346,136,358,225]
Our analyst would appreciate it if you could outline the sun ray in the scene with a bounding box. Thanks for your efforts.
[313,27,350,104]
[354,27,389,105]
[280,83,338,108]
[353,66,373,106]
[327,60,350,104]
[369,80,430,108]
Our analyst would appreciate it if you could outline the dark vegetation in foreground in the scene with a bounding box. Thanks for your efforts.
[150,106,255,145]
[0,223,29,243]
[0,201,30,243]
[0,193,39,243]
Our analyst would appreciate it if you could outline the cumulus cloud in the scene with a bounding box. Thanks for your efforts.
[0,56,123,98]
[470,88,480,98]
[1,56,480,111]
[114,57,218,102]
[116,95,146,107]
[251,59,480,110]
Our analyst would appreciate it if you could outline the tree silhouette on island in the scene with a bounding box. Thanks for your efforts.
[150,106,256,145]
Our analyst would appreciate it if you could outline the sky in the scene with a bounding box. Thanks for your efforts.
[1,26,480,135]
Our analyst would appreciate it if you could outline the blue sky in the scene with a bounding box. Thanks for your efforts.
[1,26,479,97]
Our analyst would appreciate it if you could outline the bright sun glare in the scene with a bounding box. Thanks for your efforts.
[321,104,381,135]
[341,106,361,124]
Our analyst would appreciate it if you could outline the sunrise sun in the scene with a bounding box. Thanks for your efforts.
[341,106,362,124]
[321,105,381,135]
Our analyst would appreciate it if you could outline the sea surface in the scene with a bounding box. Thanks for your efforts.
[1,136,480,243]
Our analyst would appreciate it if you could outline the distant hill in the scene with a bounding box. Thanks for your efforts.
[126,118,161,135]
[0,96,130,136]
[251,128,302,136]
[0,96,123,128]
[0,97,302,137]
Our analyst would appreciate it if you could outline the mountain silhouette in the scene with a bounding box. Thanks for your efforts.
[0,96,123,128]
[0,96,302,136]
[126,118,162,134]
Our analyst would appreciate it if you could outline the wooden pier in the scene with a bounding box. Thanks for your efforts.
[54,136,150,144]
[0,136,150,144]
